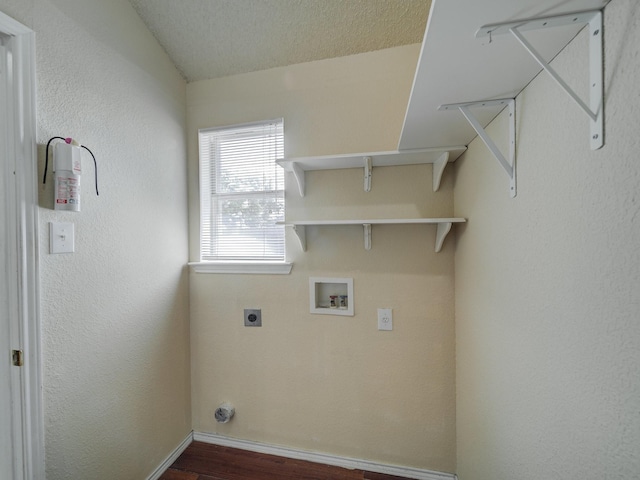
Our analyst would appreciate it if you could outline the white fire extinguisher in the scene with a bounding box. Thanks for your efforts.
[43,137,99,211]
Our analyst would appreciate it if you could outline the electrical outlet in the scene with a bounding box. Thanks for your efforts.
[244,309,262,327]
[377,308,393,331]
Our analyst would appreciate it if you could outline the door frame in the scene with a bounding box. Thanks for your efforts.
[0,10,44,479]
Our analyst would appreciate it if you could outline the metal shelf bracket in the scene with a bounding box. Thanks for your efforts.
[477,10,604,150]
[439,98,516,198]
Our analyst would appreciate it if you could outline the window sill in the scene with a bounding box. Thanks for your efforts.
[188,261,293,275]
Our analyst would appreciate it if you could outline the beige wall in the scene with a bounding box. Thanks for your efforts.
[187,45,457,472]
[454,0,640,478]
[0,1,191,478]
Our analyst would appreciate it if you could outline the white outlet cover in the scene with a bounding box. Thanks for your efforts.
[50,222,75,254]
[377,308,393,331]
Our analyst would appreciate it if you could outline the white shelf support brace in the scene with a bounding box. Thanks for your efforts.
[292,224,307,252]
[433,151,449,192]
[363,157,372,192]
[291,162,306,197]
[477,10,604,150]
[435,222,453,253]
[363,224,372,250]
[440,98,516,198]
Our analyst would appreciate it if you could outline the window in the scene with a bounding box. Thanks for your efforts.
[198,119,285,265]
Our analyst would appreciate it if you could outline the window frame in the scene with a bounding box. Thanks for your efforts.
[192,119,291,275]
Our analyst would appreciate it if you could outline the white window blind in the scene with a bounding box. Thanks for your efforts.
[198,119,285,262]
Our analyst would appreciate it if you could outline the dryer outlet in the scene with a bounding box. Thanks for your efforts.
[244,309,262,327]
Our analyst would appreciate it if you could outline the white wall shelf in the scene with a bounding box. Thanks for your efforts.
[398,0,609,197]
[399,0,609,152]
[277,147,467,196]
[279,218,465,253]
[476,9,604,150]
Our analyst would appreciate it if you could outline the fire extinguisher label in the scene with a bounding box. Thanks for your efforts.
[54,175,81,211]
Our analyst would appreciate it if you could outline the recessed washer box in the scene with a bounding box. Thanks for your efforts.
[309,277,354,316]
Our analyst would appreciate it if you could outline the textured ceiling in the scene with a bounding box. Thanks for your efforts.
[128,0,431,82]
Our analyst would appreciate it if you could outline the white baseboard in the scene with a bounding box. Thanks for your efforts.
[193,431,456,480]
[147,431,193,480]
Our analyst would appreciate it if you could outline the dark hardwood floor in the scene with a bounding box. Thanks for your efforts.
[159,441,416,480]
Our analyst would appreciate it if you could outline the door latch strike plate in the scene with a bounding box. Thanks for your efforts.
[12,350,23,366]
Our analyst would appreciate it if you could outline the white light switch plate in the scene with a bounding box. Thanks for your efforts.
[50,222,75,254]
[377,308,393,331]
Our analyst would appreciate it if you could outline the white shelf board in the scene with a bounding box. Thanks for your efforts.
[281,218,465,226]
[277,147,467,172]
[279,218,466,253]
[277,147,467,196]
[399,0,610,151]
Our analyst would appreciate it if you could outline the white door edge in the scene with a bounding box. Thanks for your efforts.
[0,9,45,480]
